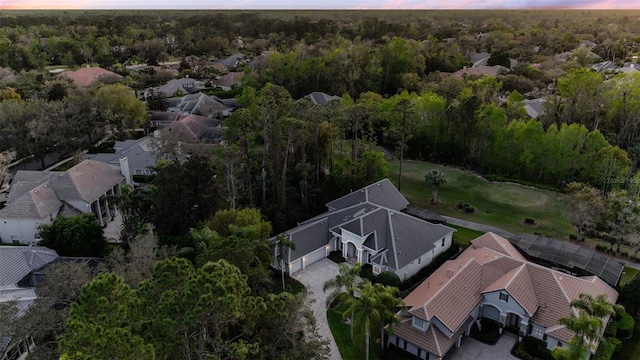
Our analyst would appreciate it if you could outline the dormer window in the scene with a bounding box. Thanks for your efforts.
[500,292,509,302]
[412,316,427,331]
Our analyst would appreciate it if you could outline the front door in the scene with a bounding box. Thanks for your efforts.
[507,313,521,332]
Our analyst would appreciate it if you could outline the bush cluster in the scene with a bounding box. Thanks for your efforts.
[524,217,536,224]
[328,251,346,264]
[455,200,476,213]
[592,337,622,360]
[511,337,554,360]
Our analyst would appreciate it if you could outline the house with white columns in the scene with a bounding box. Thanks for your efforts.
[272,179,455,279]
[0,160,124,245]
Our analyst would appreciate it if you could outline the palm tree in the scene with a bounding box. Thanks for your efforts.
[425,169,447,204]
[275,235,296,291]
[323,262,363,340]
[375,285,403,356]
[344,282,402,360]
[552,293,615,360]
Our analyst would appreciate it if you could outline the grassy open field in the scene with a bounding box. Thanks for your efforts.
[389,160,574,238]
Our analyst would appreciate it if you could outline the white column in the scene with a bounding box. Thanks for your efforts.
[94,201,104,225]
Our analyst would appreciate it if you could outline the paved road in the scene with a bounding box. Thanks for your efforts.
[443,216,514,238]
[443,215,640,270]
[293,258,342,360]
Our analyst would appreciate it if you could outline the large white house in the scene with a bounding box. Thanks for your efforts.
[0,160,124,245]
[273,179,455,279]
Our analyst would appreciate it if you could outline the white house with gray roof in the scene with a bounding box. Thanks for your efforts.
[273,179,455,279]
[0,160,124,245]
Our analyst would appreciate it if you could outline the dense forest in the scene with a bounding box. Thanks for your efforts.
[3,10,640,359]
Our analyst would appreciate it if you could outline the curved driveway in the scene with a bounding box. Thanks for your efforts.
[293,258,342,360]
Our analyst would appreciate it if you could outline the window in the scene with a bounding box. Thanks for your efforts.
[441,238,445,247]
[403,340,408,350]
[373,265,382,275]
[412,316,427,330]
[531,325,545,339]
[418,257,421,265]
[500,292,509,302]
[395,336,400,346]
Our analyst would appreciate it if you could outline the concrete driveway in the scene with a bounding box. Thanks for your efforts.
[293,258,342,360]
[446,334,518,360]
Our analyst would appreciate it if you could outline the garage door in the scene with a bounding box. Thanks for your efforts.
[290,258,303,273]
[304,246,327,268]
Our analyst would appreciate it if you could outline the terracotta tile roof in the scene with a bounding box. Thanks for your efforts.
[398,232,619,348]
[60,67,123,87]
[472,232,527,261]
[405,258,483,331]
[393,315,474,357]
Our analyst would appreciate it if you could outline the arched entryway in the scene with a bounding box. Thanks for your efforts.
[347,242,357,259]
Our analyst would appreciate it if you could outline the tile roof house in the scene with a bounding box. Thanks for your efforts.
[0,160,125,245]
[304,91,341,106]
[273,179,455,278]
[523,98,546,119]
[212,72,244,91]
[155,77,204,97]
[0,246,59,359]
[169,93,231,118]
[162,114,223,144]
[59,67,123,87]
[390,232,618,360]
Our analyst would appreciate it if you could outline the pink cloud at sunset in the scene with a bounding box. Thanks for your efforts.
[0,0,638,9]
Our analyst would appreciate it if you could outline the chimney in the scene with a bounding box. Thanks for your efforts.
[119,156,133,186]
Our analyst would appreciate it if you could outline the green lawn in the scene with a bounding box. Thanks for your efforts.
[328,304,380,360]
[450,224,485,248]
[616,318,640,360]
[389,160,574,238]
[620,267,639,287]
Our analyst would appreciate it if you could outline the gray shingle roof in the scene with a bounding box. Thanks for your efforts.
[0,246,58,287]
[87,137,160,174]
[286,219,329,262]
[1,160,123,219]
[0,181,62,218]
[306,92,340,106]
[278,179,454,273]
[326,178,408,211]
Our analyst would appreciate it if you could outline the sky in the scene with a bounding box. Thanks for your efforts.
[1,0,639,9]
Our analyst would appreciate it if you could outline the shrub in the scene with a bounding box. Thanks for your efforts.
[328,251,346,264]
[569,234,577,240]
[519,337,555,360]
[617,310,635,338]
[605,320,619,338]
[456,200,466,209]
[524,217,536,224]
[593,337,621,360]
[621,251,629,258]
[596,244,607,252]
[360,264,376,282]
[470,318,500,344]
[132,174,156,183]
[376,271,401,287]
[464,206,475,213]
